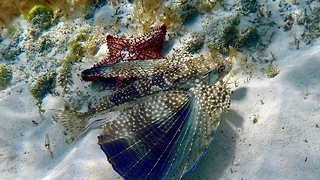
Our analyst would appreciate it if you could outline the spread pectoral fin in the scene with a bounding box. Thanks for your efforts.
[97,83,231,180]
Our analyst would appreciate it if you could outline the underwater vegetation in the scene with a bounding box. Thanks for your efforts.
[0,1,21,28]
[204,14,261,54]
[181,32,205,54]
[223,16,260,49]
[261,63,280,78]
[68,39,86,61]
[57,59,74,93]
[241,0,258,13]
[29,71,56,103]
[128,0,222,33]
[56,28,103,92]
[23,5,55,38]
[24,5,54,27]
[57,37,87,92]
[222,16,240,48]
[296,1,320,44]
[0,0,106,28]
[0,64,12,89]
[130,0,164,32]
[238,27,260,48]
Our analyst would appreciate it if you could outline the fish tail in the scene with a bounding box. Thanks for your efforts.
[54,110,90,143]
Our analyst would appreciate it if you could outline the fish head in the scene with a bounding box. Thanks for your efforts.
[205,52,232,86]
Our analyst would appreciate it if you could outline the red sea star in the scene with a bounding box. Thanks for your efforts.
[82,24,167,86]
[93,24,166,67]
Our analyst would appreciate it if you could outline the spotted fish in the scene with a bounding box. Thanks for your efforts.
[55,52,232,143]
[98,81,231,179]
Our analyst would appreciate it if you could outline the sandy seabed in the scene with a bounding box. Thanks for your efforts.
[0,1,320,180]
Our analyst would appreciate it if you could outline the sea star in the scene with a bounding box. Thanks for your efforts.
[93,24,167,67]
[82,24,167,86]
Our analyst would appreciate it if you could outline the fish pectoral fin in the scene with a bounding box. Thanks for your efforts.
[53,110,89,143]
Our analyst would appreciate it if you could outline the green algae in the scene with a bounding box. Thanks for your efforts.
[24,5,54,29]
[30,71,56,101]
[238,27,260,48]
[69,40,85,62]
[261,64,280,78]
[241,0,258,13]
[222,16,240,48]
[56,35,88,92]
[183,32,205,54]
[57,59,74,92]
[0,64,12,89]
[23,5,55,38]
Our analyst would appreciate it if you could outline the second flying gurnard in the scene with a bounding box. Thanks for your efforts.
[55,25,232,180]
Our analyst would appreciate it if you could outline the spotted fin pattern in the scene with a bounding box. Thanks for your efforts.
[81,59,168,87]
[82,52,231,91]
[89,54,231,111]
[57,53,232,143]
[98,81,231,180]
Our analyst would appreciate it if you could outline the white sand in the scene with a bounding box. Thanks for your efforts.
[185,45,320,180]
[0,1,319,180]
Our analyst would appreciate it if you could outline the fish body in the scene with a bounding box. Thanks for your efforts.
[82,52,231,107]
[55,52,232,176]
[57,53,230,139]
[54,22,233,179]
[55,50,232,179]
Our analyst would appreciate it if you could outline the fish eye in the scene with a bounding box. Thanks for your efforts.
[218,65,225,73]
